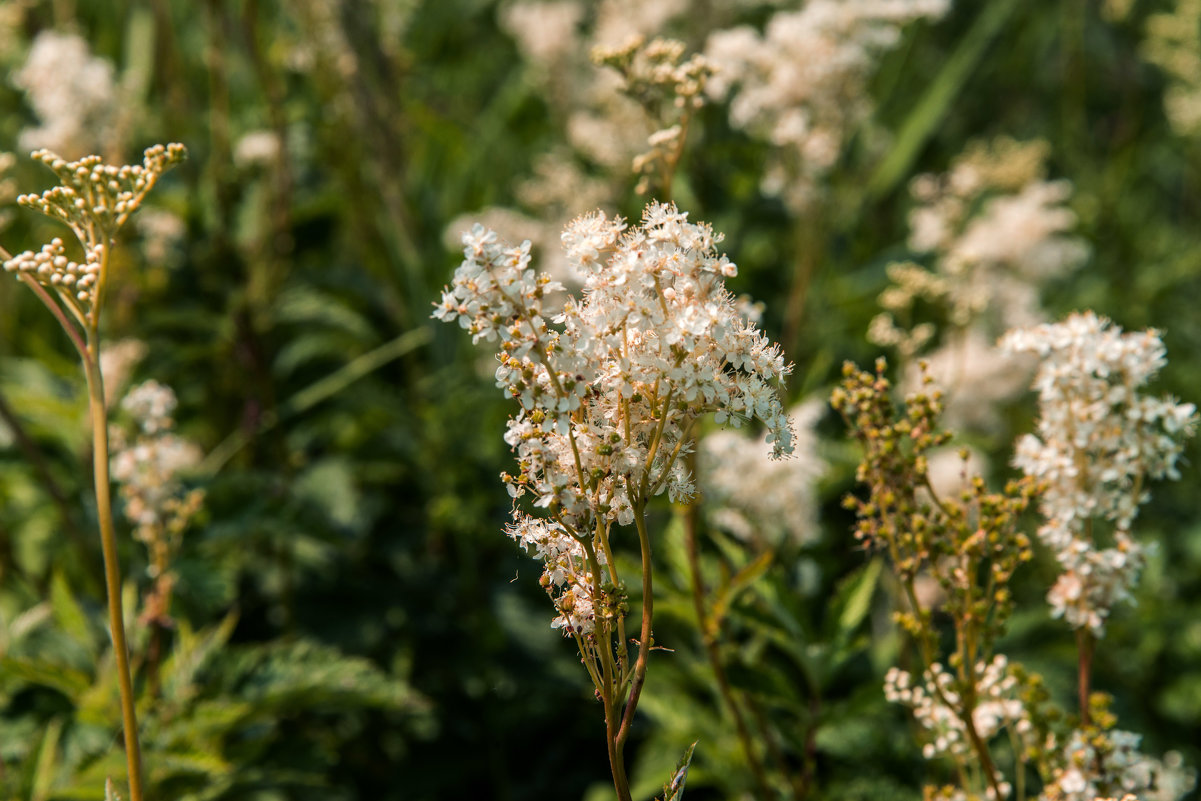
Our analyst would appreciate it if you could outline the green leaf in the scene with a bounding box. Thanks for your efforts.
[836,557,883,639]
[867,0,1026,198]
[31,717,63,801]
[660,741,697,801]
[709,549,773,632]
[50,569,96,656]
[0,656,92,699]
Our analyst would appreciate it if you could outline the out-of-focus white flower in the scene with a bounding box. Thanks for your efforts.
[110,380,203,546]
[501,1,584,67]
[99,339,148,406]
[233,129,282,169]
[705,0,949,210]
[902,329,1036,431]
[886,656,1029,762]
[136,207,187,268]
[1040,729,1187,801]
[12,31,117,158]
[1144,0,1201,138]
[1003,311,1197,635]
[701,399,826,547]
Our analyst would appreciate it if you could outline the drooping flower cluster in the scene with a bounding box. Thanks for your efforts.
[1001,312,1197,635]
[11,30,119,159]
[704,0,948,210]
[436,202,793,632]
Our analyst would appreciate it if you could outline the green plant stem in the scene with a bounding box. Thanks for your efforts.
[681,470,775,801]
[616,501,655,751]
[84,348,144,801]
[606,695,633,801]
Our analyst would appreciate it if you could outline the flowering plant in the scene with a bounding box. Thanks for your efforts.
[435,200,793,799]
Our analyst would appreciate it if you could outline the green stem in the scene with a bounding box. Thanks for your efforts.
[84,349,144,801]
[683,489,775,801]
[616,499,654,749]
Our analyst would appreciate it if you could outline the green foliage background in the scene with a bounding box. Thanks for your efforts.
[0,1,1199,799]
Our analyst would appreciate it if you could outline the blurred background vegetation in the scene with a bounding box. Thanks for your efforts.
[0,0,1199,799]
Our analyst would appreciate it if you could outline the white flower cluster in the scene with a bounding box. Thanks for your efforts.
[593,36,714,195]
[11,30,118,159]
[436,202,794,630]
[501,0,585,69]
[885,656,1029,768]
[705,0,948,210]
[1041,729,1184,801]
[507,513,605,634]
[874,138,1089,431]
[1002,312,1197,635]
[700,399,825,547]
[110,381,203,547]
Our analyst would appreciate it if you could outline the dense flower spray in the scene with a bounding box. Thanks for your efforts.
[1002,312,1196,636]
[435,200,792,801]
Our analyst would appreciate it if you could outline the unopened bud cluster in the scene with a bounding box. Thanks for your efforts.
[16,144,186,240]
[2,144,185,330]
[593,37,712,195]
[3,237,102,310]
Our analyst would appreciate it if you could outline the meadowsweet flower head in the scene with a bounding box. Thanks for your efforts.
[436,201,793,629]
[110,380,203,629]
[593,36,713,195]
[1002,311,1197,635]
[872,138,1089,432]
[705,0,948,209]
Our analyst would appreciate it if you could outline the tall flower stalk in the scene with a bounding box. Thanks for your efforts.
[2,143,187,801]
[435,201,793,800]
